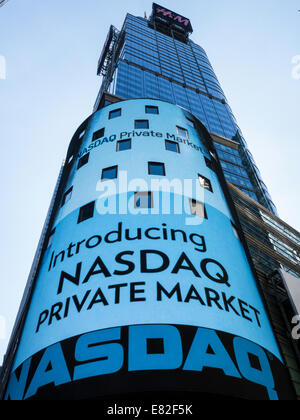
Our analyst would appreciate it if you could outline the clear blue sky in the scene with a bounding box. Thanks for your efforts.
[0,0,299,364]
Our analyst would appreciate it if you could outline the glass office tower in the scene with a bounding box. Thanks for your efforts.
[95,4,276,214]
[1,3,299,402]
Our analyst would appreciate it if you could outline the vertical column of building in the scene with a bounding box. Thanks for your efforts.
[1,99,294,400]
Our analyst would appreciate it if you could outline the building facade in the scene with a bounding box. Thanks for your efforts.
[229,183,300,398]
[95,4,276,214]
[0,98,295,401]
[1,4,299,402]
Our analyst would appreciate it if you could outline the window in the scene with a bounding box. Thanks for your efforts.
[176,126,189,139]
[117,139,132,152]
[109,108,121,119]
[135,120,149,129]
[146,105,159,115]
[134,192,153,209]
[101,165,118,181]
[78,201,95,224]
[165,140,180,153]
[77,153,89,169]
[189,199,208,219]
[186,117,196,128]
[205,156,215,172]
[92,128,105,141]
[198,174,213,192]
[62,186,73,207]
[148,162,166,176]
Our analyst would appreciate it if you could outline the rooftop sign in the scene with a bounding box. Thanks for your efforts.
[152,3,193,33]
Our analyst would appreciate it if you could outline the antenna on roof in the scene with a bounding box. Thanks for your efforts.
[144,11,147,19]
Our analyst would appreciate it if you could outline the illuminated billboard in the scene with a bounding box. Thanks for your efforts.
[152,3,193,33]
[3,100,294,400]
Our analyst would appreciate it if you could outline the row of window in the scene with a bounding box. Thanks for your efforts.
[77,114,195,171]
[116,86,232,138]
[91,119,253,201]
[108,105,196,131]
[124,41,218,87]
[108,105,159,121]
[98,163,213,184]
[116,60,231,115]
[91,101,194,141]
[77,137,182,171]
[78,148,214,185]
[123,36,213,82]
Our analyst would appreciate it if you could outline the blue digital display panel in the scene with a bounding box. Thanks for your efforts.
[4,100,293,400]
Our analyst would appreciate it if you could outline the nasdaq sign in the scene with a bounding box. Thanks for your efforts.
[3,100,294,400]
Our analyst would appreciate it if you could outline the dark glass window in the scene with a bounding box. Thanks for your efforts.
[77,153,89,169]
[146,106,159,115]
[92,128,105,141]
[117,139,132,152]
[165,140,180,153]
[109,108,122,119]
[134,192,153,209]
[62,186,73,207]
[101,165,118,181]
[198,174,213,192]
[189,199,208,219]
[205,156,215,172]
[176,126,189,139]
[135,120,149,129]
[78,201,95,224]
[148,162,166,176]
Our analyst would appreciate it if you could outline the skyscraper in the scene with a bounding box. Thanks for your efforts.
[1,4,299,402]
[95,4,276,214]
